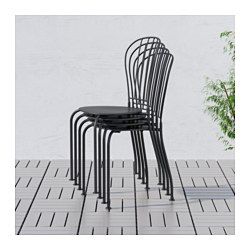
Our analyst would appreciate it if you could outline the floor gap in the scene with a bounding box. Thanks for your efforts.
[46,188,51,199]
[15,177,21,187]
[211,199,218,212]
[15,160,20,168]
[203,177,207,187]
[15,199,21,211]
[214,177,219,187]
[35,213,42,227]
[71,187,75,199]
[176,212,180,227]
[17,161,51,234]
[191,177,196,187]
[64,212,69,227]
[149,212,152,227]
[195,160,199,168]
[158,188,162,199]
[58,187,63,199]
[50,212,55,227]
[224,199,231,212]
[54,168,59,177]
[162,212,166,227]
[26,177,32,188]
[25,160,30,168]
[76,161,93,235]
[65,168,69,177]
[36,161,41,168]
[95,199,98,212]
[199,199,204,212]
[176,161,197,235]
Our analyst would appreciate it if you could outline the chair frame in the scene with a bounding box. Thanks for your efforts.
[69,36,175,211]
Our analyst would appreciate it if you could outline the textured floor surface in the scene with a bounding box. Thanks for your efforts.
[15,159,235,235]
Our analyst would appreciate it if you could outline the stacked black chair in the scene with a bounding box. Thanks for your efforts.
[70,37,174,211]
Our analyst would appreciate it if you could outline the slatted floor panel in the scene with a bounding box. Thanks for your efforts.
[15,159,235,235]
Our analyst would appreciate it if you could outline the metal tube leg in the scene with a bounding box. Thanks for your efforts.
[149,130,163,185]
[154,130,168,191]
[150,119,168,190]
[98,126,102,199]
[159,128,174,200]
[140,131,149,189]
[78,125,82,190]
[70,109,81,180]
[132,131,140,176]
[134,131,142,179]
[152,127,168,191]
[106,131,115,211]
[78,119,89,190]
[102,129,108,204]
[81,124,93,195]
[130,131,138,174]
[93,116,99,194]
[73,114,85,185]
[138,131,146,184]
[148,118,164,186]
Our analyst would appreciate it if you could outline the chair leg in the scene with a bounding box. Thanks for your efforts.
[134,131,142,179]
[93,116,99,194]
[81,124,93,195]
[140,131,149,189]
[98,126,102,199]
[159,128,174,200]
[102,129,108,204]
[77,119,89,190]
[73,113,85,185]
[138,131,146,184]
[130,131,138,174]
[154,130,168,191]
[132,131,141,176]
[149,130,164,186]
[106,131,115,211]
[70,109,81,180]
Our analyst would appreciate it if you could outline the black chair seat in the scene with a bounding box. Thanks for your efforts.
[78,106,142,117]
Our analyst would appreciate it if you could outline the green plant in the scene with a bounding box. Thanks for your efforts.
[204,31,235,150]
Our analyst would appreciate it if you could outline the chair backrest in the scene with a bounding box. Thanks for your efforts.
[125,37,173,120]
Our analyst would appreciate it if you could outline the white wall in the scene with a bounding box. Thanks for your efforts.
[15,15,235,160]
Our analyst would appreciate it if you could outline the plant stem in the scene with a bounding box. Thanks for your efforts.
[220,81,235,122]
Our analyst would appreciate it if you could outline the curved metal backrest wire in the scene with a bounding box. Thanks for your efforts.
[125,38,162,106]
[124,37,162,107]
[130,43,165,107]
[134,47,174,120]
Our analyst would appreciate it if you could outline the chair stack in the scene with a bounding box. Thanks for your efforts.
[69,37,174,211]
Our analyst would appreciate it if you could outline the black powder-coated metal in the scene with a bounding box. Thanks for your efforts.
[93,116,99,194]
[81,123,93,195]
[98,125,102,199]
[69,109,81,180]
[77,119,90,190]
[102,129,108,204]
[69,36,175,211]
[73,114,85,185]
[106,130,115,211]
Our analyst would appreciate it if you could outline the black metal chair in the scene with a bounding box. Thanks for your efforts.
[70,37,174,211]
[70,37,162,190]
